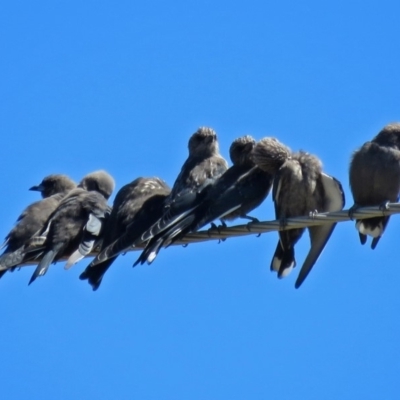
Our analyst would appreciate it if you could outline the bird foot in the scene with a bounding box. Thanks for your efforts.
[241,215,260,223]
[279,217,288,229]
[245,221,261,237]
[309,209,318,218]
[207,222,226,239]
[379,201,390,213]
[207,222,219,237]
[348,204,359,220]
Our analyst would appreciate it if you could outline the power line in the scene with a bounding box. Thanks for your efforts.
[10,203,398,268]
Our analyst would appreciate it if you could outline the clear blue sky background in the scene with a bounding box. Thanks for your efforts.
[1,1,400,399]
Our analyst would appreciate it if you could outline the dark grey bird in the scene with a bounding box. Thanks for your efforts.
[27,171,115,285]
[79,177,171,290]
[135,127,229,265]
[349,123,400,249]
[0,174,76,276]
[266,150,345,288]
[144,135,290,248]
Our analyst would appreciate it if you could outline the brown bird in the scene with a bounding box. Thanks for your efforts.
[27,170,115,284]
[253,141,345,288]
[0,174,76,276]
[349,123,400,249]
[135,127,228,265]
[80,177,171,290]
[147,135,286,248]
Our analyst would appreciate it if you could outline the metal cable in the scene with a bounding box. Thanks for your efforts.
[171,203,400,245]
[13,203,399,266]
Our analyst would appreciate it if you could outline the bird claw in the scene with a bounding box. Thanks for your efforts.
[218,219,227,228]
[241,215,260,223]
[309,209,318,218]
[245,222,261,237]
[207,223,219,237]
[379,201,390,213]
[279,217,287,229]
[348,205,359,220]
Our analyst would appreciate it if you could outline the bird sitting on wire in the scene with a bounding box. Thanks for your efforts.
[0,174,77,278]
[349,123,400,249]
[79,177,171,290]
[134,127,229,266]
[25,170,115,285]
[253,139,345,288]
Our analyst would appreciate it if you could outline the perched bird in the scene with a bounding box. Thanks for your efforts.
[349,123,400,249]
[27,171,115,285]
[79,177,171,290]
[147,135,288,246]
[0,174,76,276]
[135,127,229,265]
[261,149,344,288]
[30,174,77,199]
[78,170,115,200]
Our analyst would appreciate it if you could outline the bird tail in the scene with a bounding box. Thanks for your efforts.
[270,242,296,278]
[79,257,117,291]
[356,216,389,249]
[28,249,58,285]
[134,237,164,266]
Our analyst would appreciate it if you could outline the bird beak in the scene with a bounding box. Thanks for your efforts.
[29,184,44,192]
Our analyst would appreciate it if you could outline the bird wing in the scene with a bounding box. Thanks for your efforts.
[295,173,345,288]
[64,213,104,269]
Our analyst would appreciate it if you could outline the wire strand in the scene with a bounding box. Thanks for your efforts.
[11,203,399,267]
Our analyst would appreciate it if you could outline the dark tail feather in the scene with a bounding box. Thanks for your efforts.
[79,257,117,291]
[278,248,296,278]
[28,249,57,285]
[371,236,380,250]
[358,232,367,245]
[371,216,390,250]
[134,237,164,267]
[270,242,284,272]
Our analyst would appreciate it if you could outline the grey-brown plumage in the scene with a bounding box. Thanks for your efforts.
[148,136,282,246]
[251,137,292,174]
[270,150,345,288]
[79,177,171,290]
[78,170,115,200]
[135,127,228,265]
[27,171,115,284]
[29,174,77,198]
[0,174,76,275]
[349,123,400,249]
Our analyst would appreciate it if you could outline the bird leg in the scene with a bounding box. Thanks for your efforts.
[308,209,318,218]
[348,204,359,220]
[243,215,261,236]
[279,216,288,230]
[379,200,390,214]
[240,214,260,223]
[207,222,226,242]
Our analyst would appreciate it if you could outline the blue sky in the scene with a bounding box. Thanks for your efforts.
[1,1,400,399]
